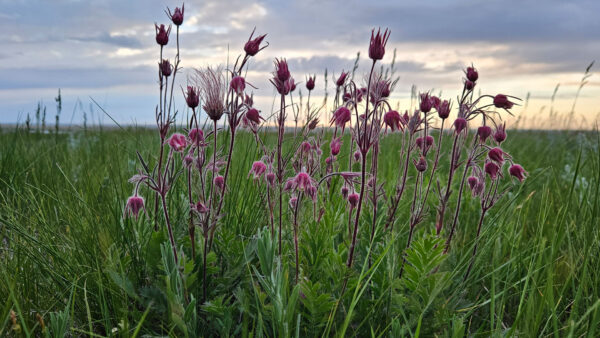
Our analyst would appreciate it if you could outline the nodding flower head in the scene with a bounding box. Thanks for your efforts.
[341,186,349,199]
[330,137,342,156]
[468,176,478,191]
[159,59,172,77]
[477,125,492,142]
[335,71,348,87]
[465,80,475,91]
[494,122,507,144]
[348,192,359,209]
[509,164,527,182]
[488,147,504,163]
[245,108,262,126]
[384,110,402,132]
[249,161,267,179]
[454,118,467,134]
[306,75,316,91]
[354,150,361,162]
[155,24,171,46]
[266,172,276,186]
[214,175,224,191]
[438,99,451,119]
[300,141,312,154]
[485,161,500,180]
[245,94,253,107]
[468,175,485,197]
[274,58,290,82]
[191,201,209,214]
[416,135,434,154]
[369,28,390,61]
[414,156,428,172]
[168,133,187,152]
[244,29,267,56]
[493,94,514,109]
[230,76,246,95]
[419,92,433,113]
[188,128,204,145]
[184,86,199,109]
[330,106,352,130]
[167,4,184,26]
[289,170,314,192]
[197,67,226,121]
[466,66,478,82]
[125,195,146,220]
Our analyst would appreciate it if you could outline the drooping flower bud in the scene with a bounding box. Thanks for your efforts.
[249,161,267,180]
[488,147,504,163]
[348,192,359,209]
[168,133,187,152]
[494,123,507,144]
[485,162,500,180]
[330,137,342,156]
[188,128,204,145]
[419,93,432,113]
[354,150,361,162]
[416,135,434,154]
[306,75,315,91]
[430,95,441,110]
[509,164,528,182]
[467,176,478,191]
[191,201,209,214]
[384,110,402,132]
[274,58,290,82]
[438,100,450,119]
[454,118,467,134]
[167,5,184,26]
[477,125,492,142]
[493,94,514,109]
[266,172,276,186]
[466,66,478,82]
[414,156,428,172]
[465,80,475,91]
[125,195,146,220]
[244,29,267,56]
[330,107,351,131]
[230,76,246,95]
[335,71,348,87]
[214,175,224,191]
[184,86,199,109]
[368,28,390,61]
[245,108,262,125]
[155,24,171,46]
[159,59,172,77]
[341,186,349,199]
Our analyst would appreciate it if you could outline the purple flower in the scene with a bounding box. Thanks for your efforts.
[274,58,290,82]
[416,135,434,154]
[488,147,504,163]
[494,123,507,144]
[306,75,316,91]
[419,93,433,113]
[493,94,514,109]
[369,28,390,61]
[454,118,467,134]
[168,133,187,152]
[230,76,246,96]
[214,175,224,192]
[330,137,342,156]
[188,128,204,145]
[341,186,349,199]
[184,86,199,109]
[167,5,184,26]
[430,95,441,110]
[124,195,146,220]
[438,100,450,119]
[191,201,209,214]
[335,71,348,87]
[509,164,528,182]
[244,29,267,56]
[384,110,402,132]
[159,59,172,77]
[249,161,267,180]
[466,66,478,82]
[330,107,352,131]
[289,170,315,192]
[155,24,171,46]
[266,172,276,186]
[485,162,500,180]
[465,80,475,91]
[414,156,428,172]
[477,126,492,142]
[348,192,359,209]
[245,108,262,125]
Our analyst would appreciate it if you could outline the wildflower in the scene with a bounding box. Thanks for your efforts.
[168,133,187,152]
[159,59,172,77]
[285,77,296,93]
[125,195,146,220]
[249,161,267,179]
[191,201,209,214]
[379,80,391,98]
[230,76,246,96]
[430,95,441,110]
[467,176,478,191]
[244,29,267,56]
[266,172,276,186]
[245,94,253,107]
[184,86,199,109]
[274,58,290,82]
[354,150,361,162]
[336,71,348,87]
[414,156,428,172]
[493,94,514,109]
[300,141,312,154]
[306,186,318,202]
[330,137,342,156]
[283,179,295,191]
[289,170,315,192]
[468,175,485,197]
[485,162,500,180]
[419,93,433,113]
[416,135,434,154]
[477,125,492,142]
[465,80,475,91]
[245,108,262,125]
[438,100,450,119]
[369,28,390,61]
[330,106,351,130]
[308,118,319,130]
[509,164,528,182]
[189,128,204,145]
[494,123,507,144]
[488,147,504,163]
[466,66,478,82]
[214,175,224,191]
[155,24,171,46]
[341,186,349,199]
[342,92,352,103]
[383,110,402,132]
[167,5,184,26]
[306,75,316,91]
[348,192,359,209]
[454,118,467,134]
[197,67,226,121]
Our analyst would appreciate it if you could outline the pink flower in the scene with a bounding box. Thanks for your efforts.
[191,201,209,214]
[274,58,290,82]
[214,175,224,191]
[330,106,351,130]
[244,29,267,56]
[368,28,390,61]
[330,137,342,156]
[466,66,478,82]
[230,76,246,95]
[509,164,528,182]
[183,155,194,167]
[306,75,316,91]
[485,162,500,180]
[335,71,348,87]
[249,161,267,179]
[437,100,451,119]
[244,108,262,129]
[289,170,314,192]
[348,192,359,209]
[477,126,492,142]
[341,186,349,199]
[465,80,475,91]
[467,176,478,191]
[454,118,467,134]
[493,94,514,109]
[494,123,507,144]
[168,133,187,152]
[167,5,184,26]
[414,156,428,172]
[430,95,441,110]
[266,172,276,186]
[467,175,485,197]
[159,59,172,77]
[289,196,298,209]
[419,93,433,113]
[188,128,204,145]
[384,110,402,132]
[155,24,171,46]
[125,195,146,220]
[198,67,226,121]
[488,147,504,163]
[353,150,361,162]
[184,86,199,109]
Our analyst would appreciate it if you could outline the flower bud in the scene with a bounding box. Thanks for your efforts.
[336,71,348,87]
[214,175,224,191]
[477,125,492,142]
[348,192,359,208]
[384,110,402,132]
[414,156,428,172]
[168,133,187,152]
[230,76,246,95]
[466,66,478,82]
[266,172,276,186]
[437,100,450,119]
[125,195,145,220]
[330,137,342,156]
[493,94,514,109]
[244,30,267,56]
[368,28,390,61]
[188,128,204,144]
[485,162,500,180]
[249,161,267,179]
[488,147,504,163]
[155,24,171,46]
[465,80,475,91]
[184,86,199,109]
[306,75,315,91]
[167,5,184,26]
[454,118,467,134]
[341,186,349,199]
[419,93,432,113]
[159,59,172,77]
[494,123,507,144]
[509,164,528,182]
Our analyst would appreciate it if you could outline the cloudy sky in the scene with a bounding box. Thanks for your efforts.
[1,0,598,128]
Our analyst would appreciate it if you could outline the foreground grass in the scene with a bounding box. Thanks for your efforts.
[1,127,599,336]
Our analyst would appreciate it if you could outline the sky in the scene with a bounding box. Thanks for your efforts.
[1,0,598,129]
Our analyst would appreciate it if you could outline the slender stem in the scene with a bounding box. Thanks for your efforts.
[203,232,208,302]
[464,208,487,280]
[436,132,460,235]
[385,133,414,231]
[346,153,367,268]
[160,193,178,264]
[187,167,195,257]
[277,94,285,255]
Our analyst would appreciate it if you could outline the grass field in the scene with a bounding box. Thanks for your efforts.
[1,126,599,337]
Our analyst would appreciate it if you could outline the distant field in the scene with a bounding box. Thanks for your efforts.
[1,128,599,336]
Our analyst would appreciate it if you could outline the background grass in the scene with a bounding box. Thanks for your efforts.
[1,126,599,337]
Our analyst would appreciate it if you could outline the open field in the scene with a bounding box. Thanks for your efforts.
[1,127,599,336]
